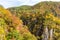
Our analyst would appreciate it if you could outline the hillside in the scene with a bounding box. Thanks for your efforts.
[0,6,37,40]
[7,1,60,40]
[8,1,60,18]
[33,1,60,17]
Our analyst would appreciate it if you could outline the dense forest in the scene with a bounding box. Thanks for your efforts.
[0,1,60,40]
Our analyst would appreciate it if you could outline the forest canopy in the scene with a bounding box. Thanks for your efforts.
[0,1,60,40]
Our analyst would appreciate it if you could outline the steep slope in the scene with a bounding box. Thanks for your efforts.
[7,1,60,40]
[0,6,37,40]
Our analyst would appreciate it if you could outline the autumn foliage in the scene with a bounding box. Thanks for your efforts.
[0,1,60,40]
[8,1,60,40]
[0,6,37,40]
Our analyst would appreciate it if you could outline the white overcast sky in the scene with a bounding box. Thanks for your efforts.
[0,0,60,8]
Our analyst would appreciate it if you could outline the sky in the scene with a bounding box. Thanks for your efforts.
[0,0,60,8]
